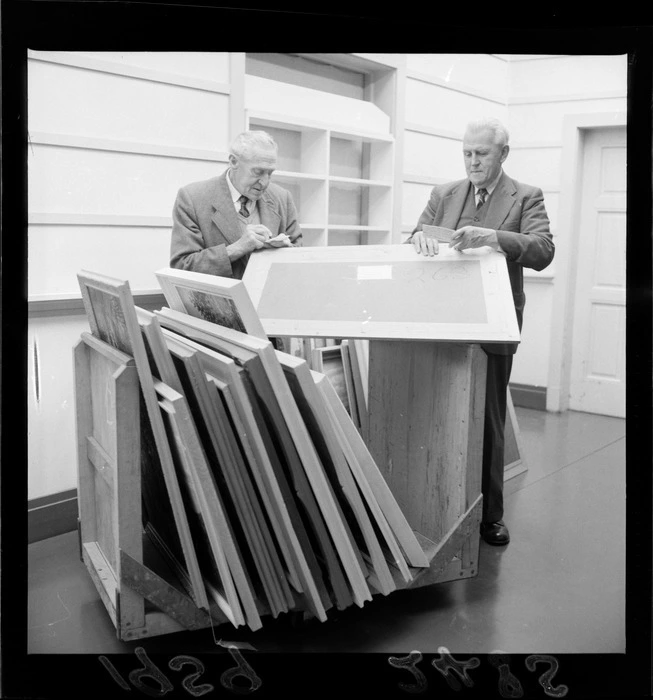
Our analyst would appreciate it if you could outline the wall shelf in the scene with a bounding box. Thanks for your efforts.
[329,177,392,188]
[246,108,396,247]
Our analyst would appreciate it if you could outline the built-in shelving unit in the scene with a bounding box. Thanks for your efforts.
[245,100,396,247]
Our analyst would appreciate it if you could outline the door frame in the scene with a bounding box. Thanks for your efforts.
[546,111,627,413]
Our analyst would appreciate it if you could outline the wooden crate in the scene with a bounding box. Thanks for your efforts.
[74,331,493,637]
[74,332,226,640]
[367,341,487,586]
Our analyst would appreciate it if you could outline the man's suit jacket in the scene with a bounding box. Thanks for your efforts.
[410,171,554,355]
[170,171,302,280]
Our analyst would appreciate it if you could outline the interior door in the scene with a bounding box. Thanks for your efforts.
[569,126,626,418]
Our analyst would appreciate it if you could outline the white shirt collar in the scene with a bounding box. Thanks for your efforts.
[226,169,246,205]
[475,169,503,196]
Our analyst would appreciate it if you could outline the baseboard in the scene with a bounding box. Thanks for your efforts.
[28,489,79,544]
[509,383,547,411]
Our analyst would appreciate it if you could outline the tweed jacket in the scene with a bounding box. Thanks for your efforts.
[410,171,554,355]
[170,171,302,280]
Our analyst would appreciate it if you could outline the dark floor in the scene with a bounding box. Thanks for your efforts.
[28,407,625,656]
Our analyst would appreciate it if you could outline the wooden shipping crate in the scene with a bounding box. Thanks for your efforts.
[74,332,227,640]
[74,328,498,639]
[367,341,487,586]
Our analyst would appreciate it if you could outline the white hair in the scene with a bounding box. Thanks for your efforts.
[229,130,278,160]
[465,118,510,148]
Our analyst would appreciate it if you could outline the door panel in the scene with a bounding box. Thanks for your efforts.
[569,127,626,417]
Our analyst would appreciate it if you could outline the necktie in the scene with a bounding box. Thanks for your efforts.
[238,195,250,218]
[476,188,488,209]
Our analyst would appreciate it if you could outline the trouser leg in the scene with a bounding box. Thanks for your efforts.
[481,352,514,523]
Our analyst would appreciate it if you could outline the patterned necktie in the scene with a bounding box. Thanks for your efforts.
[238,195,250,218]
[476,188,488,209]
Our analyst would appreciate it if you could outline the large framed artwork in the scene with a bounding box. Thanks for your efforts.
[242,244,520,342]
[155,267,267,339]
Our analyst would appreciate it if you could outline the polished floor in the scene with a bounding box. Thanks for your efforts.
[27,407,626,656]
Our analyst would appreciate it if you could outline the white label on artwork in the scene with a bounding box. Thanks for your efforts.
[357,265,392,281]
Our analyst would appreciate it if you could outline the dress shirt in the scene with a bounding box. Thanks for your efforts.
[474,169,503,207]
[226,169,253,216]
[474,169,505,252]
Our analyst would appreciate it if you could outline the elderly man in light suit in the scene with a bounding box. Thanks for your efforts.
[170,130,302,279]
[409,117,554,546]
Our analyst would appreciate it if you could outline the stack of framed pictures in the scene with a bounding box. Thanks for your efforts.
[75,268,428,636]
[312,340,369,438]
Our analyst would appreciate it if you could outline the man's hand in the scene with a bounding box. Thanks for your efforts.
[226,224,273,260]
[451,226,499,252]
[411,230,439,257]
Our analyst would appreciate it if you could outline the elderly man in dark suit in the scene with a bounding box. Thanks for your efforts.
[170,130,302,279]
[409,117,554,545]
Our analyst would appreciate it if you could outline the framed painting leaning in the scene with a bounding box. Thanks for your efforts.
[156,267,267,339]
[76,270,210,612]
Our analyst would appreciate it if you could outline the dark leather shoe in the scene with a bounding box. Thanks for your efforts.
[480,520,510,546]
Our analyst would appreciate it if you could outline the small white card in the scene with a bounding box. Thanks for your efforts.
[422,224,455,243]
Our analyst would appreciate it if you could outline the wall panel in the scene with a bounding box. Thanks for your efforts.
[403,131,465,180]
[29,145,223,216]
[406,54,509,96]
[28,225,171,295]
[28,61,230,150]
[509,98,627,142]
[28,316,91,500]
[510,283,554,388]
[504,146,562,194]
[406,79,509,133]
[61,51,231,82]
[510,55,627,99]
[401,182,437,229]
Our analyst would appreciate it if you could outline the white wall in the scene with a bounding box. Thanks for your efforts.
[28,315,90,499]
[27,51,237,500]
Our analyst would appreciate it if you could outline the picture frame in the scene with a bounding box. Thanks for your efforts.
[155,380,246,628]
[160,329,267,628]
[315,371,430,569]
[134,306,252,628]
[277,351,397,596]
[154,334,291,620]
[76,270,210,610]
[154,308,372,608]
[242,244,521,343]
[206,372,332,619]
[157,323,331,620]
[155,267,268,339]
